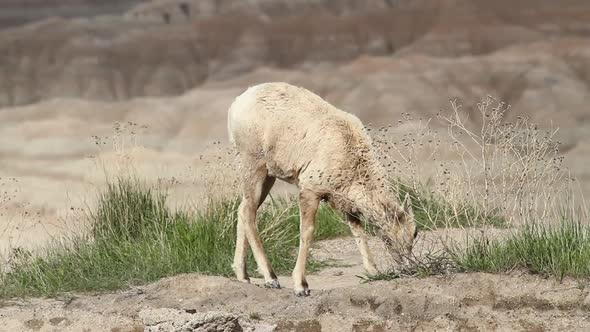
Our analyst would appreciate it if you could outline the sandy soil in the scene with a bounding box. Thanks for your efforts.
[2,233,589,332]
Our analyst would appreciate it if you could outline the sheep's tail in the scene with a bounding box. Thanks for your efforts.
[226,91,242,146]
[227,83,267,146]
[227,104,235,145]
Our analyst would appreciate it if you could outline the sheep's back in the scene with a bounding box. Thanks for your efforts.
[228,82,374,185]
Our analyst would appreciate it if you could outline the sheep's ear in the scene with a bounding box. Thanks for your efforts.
[402,193,414,216]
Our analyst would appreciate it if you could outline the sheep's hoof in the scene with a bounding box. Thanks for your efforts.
[237,277,250,284]
[294,288,311,297]
[264,279,281,289]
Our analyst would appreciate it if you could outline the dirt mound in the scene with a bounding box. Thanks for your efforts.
[1,234,589,331]
[3,266,589,331]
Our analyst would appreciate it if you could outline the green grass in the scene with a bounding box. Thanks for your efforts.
[395,181,506,230]
[0,177,509,298]
[355,213,590,283]
[453,216,590,280]
[0,179,350,298]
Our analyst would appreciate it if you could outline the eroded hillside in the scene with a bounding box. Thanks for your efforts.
[1,0,590,118]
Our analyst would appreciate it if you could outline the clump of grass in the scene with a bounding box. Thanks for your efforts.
[394,180,506,230]
[453,215,590,280]
[357,251,461,282]
[89,180,170,241]
[0,178,349,298]
[356,271,400,283]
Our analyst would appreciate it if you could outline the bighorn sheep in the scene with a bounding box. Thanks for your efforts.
[227,82,417,296]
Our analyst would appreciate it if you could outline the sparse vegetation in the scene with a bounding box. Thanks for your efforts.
[359,95,587,281]
[454,214,590,280]
[1,95,587,300]
[0,174,504,298]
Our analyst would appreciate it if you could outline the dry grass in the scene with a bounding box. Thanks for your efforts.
[373,95,577,228]
[0,177,20,249]
[365,94,587,277]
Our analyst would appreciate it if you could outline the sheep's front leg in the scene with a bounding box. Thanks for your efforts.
[347,213,379,275]
[292,189,320,297]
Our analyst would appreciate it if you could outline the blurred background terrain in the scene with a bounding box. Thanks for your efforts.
[1,0,589,253]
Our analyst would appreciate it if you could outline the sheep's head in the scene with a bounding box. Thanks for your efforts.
[378,193,417,266]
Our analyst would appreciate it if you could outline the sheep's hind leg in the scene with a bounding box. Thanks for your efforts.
[292,189,320,297]
[233,205,250,283]
[347,213,379,275]
[233,174,276,283]
[235,163,279,288]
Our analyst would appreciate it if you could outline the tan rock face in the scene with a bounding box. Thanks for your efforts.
[1,0,590,110]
